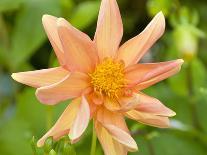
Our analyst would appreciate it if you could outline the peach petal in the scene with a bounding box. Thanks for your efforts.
[125,110,170,128]
[36,72,91,105]
[94,0,123,60]
[125,59,184,87]
[11,67,69,88]
[69,96,90,143]
[117,12,165,66]
[135,60,183,90]
[96,108,137,152]
[37,98,81,147]
[42,15,65,66]
[104,124,138,152]
[118,93,141,112]
[95,121,128,155]
[57,18,98,73]
[135,93,176,117]
[119,93,176,117]
[96,108,128,132]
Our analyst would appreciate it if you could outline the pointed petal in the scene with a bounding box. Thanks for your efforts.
[135,60,183,90]
[95,121,128,155]
[96,108,138,151]
[125,59,184,87]
[69,96,90,143]
[125,110,170,128]
[37,98,81,147]
[94,0,123,59]
[135,93,176,116]
[42,15,65,65]
[119,93,176,117]
[57,18,98,73]
[117,12,165,66]
[11,67,69,88]
[36,72,91,105]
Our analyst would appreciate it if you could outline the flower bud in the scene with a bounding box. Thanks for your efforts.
[49,149,57,155]
[44,137,53,153]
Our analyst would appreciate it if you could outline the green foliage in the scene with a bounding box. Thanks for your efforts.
[0,0,207,155]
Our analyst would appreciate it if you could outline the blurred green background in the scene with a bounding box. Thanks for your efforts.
[0,0,207,154]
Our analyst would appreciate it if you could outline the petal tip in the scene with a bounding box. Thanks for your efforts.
[11,73,17,80]
[42,14,54,23]
[170,111,176,117]
[177,59,184,65]
[57,18,67,27]
[11,73,21,83]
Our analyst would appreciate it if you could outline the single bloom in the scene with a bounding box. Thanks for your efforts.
[12,0,184,154]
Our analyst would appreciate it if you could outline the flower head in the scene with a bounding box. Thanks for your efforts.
[12,0,183,154]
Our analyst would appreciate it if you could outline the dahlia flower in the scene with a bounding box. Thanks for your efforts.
[12,0,183,154]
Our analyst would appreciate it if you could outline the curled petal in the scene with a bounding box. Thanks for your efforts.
[135,61,183,90]
[94,0,123,59]
[117,12,165,66]
[42,15,65,65]
[104,124,138,152]
[125,110,170,128]
[95,121,127,155]
[11,67,69,88]
[69,96,90,143]
[96,108,138,151]
[57,18,98,73]
[36,72,91,105]
[37,98,81,147]
[96,108,128,131]
[119,93,175,117]
[125,59,184,88]
[135,93,175,117]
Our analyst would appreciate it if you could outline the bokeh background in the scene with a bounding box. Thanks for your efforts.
[0,0,207,154]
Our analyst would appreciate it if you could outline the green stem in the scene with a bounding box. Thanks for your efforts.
[187,63,201,130]
[90,121,97,155]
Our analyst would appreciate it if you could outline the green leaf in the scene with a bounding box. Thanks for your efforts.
[150,132,207,155]
[0,0,25,12]
[10,0,61,70]
[70,1,100,30]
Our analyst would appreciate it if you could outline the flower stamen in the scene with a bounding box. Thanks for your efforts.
[89,58,126,99]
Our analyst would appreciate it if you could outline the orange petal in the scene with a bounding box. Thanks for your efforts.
[57,18,98,73]
[69,96,90,143]
[11,67,69,88]
[42,15,65,66]
[36,72,91,105]
[125,59,184,87]
[119,93,175,117]
[95,121,128,155]
[94,0,123,60]
[37,98,81,147]
[104,98,121,111]
[135,60,184,90]
[96,108,138,151]
[125,110,170,128]
[90,92,104,105]
[116,12,165,66]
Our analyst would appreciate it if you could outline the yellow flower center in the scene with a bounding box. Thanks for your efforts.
[89,58,126,98]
